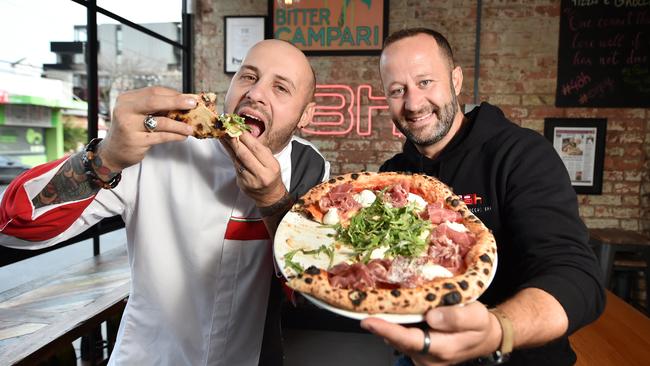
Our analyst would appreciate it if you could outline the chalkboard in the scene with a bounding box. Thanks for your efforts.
[555,0,650,108]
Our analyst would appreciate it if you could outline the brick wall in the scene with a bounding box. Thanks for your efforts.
[195,0,649,234]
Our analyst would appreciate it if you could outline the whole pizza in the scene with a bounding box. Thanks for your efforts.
[274,172,497,316]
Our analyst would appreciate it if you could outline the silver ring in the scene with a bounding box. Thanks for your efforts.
[237,166,246,174]
[420,329,431,355]
[143,115,158,132]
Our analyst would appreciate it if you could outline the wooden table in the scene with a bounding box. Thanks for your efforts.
[570,290,650,366]
[0,247,130,365]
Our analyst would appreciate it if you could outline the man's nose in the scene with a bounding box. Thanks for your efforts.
[404,88,426,112]
[245,82,268,105]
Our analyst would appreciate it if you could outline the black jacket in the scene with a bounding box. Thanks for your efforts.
[381,102,605,365]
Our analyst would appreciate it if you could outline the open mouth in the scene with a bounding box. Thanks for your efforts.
[241,113,266,138]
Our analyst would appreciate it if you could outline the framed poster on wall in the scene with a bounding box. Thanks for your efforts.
[224,16,266,73]
[544,118,607,195]
[269,0,389,55]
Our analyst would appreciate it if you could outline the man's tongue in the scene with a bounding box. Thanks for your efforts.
[244,117,265,138]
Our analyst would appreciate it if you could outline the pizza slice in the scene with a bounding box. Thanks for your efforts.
[166,92,251,139]
[275,172,497,315]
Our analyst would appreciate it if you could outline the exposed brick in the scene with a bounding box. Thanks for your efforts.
[620,220,640,231]
[622,195,640,206]
[584,218,620,228]
[613,182,641,194]
[195,0,648,232]
[588,195,622,206]
[579,206,594,217]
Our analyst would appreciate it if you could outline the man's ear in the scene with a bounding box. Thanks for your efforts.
[452,66,463,96]
[297,102,315,129]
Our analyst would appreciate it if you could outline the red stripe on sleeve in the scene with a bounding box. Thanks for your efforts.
[224,219,270,241]
[0,157,96,241]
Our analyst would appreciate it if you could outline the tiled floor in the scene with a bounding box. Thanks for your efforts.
[284,329,399,366]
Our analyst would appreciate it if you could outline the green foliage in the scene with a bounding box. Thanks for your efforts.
[63,122,86,153]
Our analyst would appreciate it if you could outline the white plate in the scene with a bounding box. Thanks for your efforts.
[274,210,498,324]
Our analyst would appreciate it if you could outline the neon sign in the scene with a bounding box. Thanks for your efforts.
[306,84,401,137]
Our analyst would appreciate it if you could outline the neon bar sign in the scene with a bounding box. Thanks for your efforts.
[306,84,401,137]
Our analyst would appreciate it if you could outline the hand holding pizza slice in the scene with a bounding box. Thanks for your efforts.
[274,172,497,316]
[166,92,251,139]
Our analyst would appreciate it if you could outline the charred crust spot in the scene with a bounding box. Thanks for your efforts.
[445,196,453,203]
[297,274,303,279]
[443,283,455,290]
[479,254,492,264]
[451,199,460,207]
[305,266,321,275]
[425,293,436,302]
[390,289,401,297]
[378,297,384,301]
[328,178,336,184]
[441,291,462,305]
[214,118,224,130]
[469,272,477,276]
[351,173,360,180]
[336,176,344,180]
[457,280,469,290]
[434,287,440,291]
[304,277,313,284]
[296,198,305,205]
[325,290,330,294]
[348,290,367,306]
[379,305,385,311]
[370,290,378,294]
[196,124,204,132]
[402,300,410,308]
[483,268,490,275]
[477,281,484,288]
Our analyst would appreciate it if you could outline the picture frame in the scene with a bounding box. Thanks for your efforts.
[544,118,607,195]
[268,0,389,55]
[224,16,267,74]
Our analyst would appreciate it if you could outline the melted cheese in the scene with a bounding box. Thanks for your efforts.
[407,192,427,211]
[369,245,390,260]
[323,207,340,225]
[419,263,454,280]
[445,221,469,232]
[354,189,377,208]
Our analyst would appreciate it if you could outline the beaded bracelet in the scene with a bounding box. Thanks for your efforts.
[82,138,122,189]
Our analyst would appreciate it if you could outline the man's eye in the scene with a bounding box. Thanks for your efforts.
[389,88,404,97]
[419,80,432,87]
[241,74,257,82]
[275,85,289,94]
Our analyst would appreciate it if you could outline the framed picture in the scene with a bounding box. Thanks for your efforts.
[544,118,607,195]
[268,0,389,55]
[224,16,267,74]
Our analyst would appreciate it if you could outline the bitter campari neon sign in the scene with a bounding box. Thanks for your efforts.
[307,84,401,137]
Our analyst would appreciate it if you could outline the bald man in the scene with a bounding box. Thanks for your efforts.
[0,40,330,366]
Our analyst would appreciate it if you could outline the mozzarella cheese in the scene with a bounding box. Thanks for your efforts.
[354,189,377,208]
[322,207,340,225]
[407,193,427,211]
[419,263,454,280]
[369,246,390,260]
[445,221,469,232]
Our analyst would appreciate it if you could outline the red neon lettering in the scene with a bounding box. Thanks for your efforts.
[304,84,402,138]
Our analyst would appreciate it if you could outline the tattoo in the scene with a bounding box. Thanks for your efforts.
[259,192,295,238]
[32,151,100,209]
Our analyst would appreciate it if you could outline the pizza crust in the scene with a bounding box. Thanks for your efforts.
[166,92,227,139]
[284,171,497,314]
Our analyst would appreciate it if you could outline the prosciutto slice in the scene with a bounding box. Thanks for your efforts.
[319,183,361,214]
[384,182,410,208]
[421,202,462,224]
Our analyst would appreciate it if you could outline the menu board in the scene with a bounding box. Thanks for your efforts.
[555,0,650,107]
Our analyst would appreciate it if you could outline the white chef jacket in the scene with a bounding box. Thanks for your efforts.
[0,136,329,365]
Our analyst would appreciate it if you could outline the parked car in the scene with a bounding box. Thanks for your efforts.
[0,155,30,184]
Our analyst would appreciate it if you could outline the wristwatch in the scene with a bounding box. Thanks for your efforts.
[460,307,513,365]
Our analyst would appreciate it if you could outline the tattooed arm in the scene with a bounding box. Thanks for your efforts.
[32,148,121,209]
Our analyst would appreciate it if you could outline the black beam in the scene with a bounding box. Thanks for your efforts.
[182,0,193,93]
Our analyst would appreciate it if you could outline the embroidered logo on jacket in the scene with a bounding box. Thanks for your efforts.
[460,193,492,214]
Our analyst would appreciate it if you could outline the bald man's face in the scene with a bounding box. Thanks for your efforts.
[224,40,315,154]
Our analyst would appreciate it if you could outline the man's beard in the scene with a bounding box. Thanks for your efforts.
[394,88,458,147]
